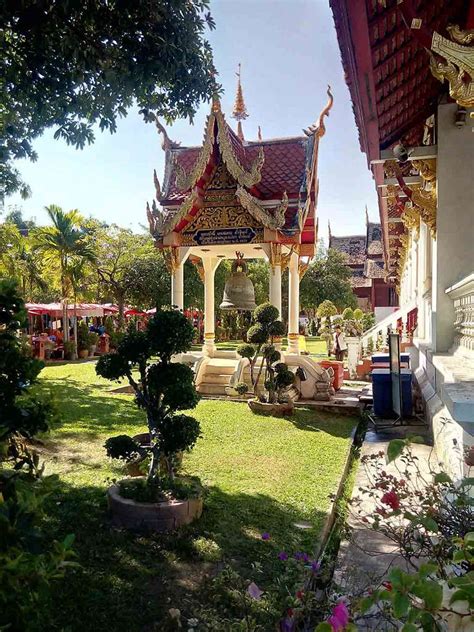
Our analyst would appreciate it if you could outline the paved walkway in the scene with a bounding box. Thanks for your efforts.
[333,424,434,629]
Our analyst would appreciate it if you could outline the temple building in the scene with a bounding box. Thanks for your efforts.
[147,75,342,400]
[330,0,474,477]
[328,210,397,317]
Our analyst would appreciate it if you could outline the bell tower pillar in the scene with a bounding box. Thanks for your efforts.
[202,257,221,357]
[268,243,282,317]
[287,251,300,354]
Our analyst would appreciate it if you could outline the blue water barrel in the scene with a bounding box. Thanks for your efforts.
[372,369,392,417]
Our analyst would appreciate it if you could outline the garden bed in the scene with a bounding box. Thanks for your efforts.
[37,362,358,631]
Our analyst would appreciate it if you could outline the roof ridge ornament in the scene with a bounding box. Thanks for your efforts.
[235,186,287,230]
[303,85,334,137]
[154,117,180,151]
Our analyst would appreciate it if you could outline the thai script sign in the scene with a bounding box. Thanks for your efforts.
[192,227,257,246]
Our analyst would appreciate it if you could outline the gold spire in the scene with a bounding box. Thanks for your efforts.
[232,64,248,141]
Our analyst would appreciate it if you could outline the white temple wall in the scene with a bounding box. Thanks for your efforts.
[433,103,474,353]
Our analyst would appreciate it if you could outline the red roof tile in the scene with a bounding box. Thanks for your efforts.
[162,135,306,204]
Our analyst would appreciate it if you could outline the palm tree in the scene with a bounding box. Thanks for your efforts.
[34,205,96,342]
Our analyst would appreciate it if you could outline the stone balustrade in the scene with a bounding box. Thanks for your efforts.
[446,273,474,356]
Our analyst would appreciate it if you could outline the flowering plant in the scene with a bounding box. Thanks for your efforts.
[345,438,474,630]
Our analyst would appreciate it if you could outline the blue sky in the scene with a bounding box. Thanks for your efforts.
[7,0,378,242]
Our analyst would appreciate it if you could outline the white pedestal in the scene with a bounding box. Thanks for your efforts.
[346,337,360,380]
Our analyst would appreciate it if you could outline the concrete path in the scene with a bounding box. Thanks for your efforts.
[333,424,435,629]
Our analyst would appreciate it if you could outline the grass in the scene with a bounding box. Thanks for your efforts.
[36,361,357,631]
[192,336,329,357]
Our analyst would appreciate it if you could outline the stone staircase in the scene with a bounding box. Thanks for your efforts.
[196,358,240,396]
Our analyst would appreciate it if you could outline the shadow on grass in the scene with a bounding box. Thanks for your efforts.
[44,478,328,632]
[248,406,358,438]
[38,378,145,433]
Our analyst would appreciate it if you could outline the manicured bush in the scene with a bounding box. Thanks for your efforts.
[240,302,293,404]
[96,308,201,488]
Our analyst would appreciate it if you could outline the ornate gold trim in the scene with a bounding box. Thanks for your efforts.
[298,260,310,279]
[161,191,198,235]
[215,110,264,187]
[280,245,298,272]
[429,29,474,108]
[269,243,282,269]
[235,186,287,230]
[162,247,179,274]
[174,115,215,191]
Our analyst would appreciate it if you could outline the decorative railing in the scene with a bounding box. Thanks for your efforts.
[360,299,418,351]
[446,273,474,355]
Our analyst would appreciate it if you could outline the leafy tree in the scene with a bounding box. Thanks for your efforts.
[0,221,47,301]
[93,225,157,325]
[300,246,357,311]
[96,309,200,486]
[0,280,75,630]
[2,0,217,197]
[123,253,170,311]
[4,207,36,231]
[33,205,96,300]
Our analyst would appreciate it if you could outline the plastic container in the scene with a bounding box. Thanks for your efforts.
[371,352,410,367]
[319,360,344,391]
[371,368,413,418]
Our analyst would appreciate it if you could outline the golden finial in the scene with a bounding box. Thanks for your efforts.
[257,126,262,141]
[232,64,249,122]
[365,205,369,225]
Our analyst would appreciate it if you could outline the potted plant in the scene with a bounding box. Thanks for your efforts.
[95,309,202,532]
[88,331,99,356]
[63,340,76,360]
[236,303,295,417]
[77,321,90,359]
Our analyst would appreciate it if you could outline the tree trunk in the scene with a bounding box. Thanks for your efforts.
[117,295,125,331]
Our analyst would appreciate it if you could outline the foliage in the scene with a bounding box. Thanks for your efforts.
[3,0,217,197]
[0,280,76,631]
[96,309,200,487]
[366,338,375,356]
[309,319,318,337]
[342,308,354,321]
[238,302,294,404]
[76,321,89,352]
[104,435,143,463]
[31,359,358,630]
[346,439,474,631]
[300,247,357,311]
[123,253,170,310]
[234,382,250,396]
[33,205,96,301]
[118,476,201,503]
[316,300,337,319]
[361,312,375,332]
[353,308,363,321]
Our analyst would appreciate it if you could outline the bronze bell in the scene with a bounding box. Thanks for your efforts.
[220,253,257,311]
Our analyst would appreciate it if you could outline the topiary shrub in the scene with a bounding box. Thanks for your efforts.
[96,308,201,487]
[237,302,294,404]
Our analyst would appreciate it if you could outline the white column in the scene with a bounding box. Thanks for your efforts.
[202,257,220,357]
[287,251,300,354]
[171,263,184,310]
[269,264,282,317]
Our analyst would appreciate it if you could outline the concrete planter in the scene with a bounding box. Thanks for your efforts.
[248,399,294,417]
[107,480,203,532]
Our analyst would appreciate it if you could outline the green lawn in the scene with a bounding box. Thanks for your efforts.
[37,361,356,631]
[192,336,328,357]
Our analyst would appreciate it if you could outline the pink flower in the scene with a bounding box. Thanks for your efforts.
[328,602,349,631]
[261,532,271,541]
[381,490,400,510]
[247,582,263,600]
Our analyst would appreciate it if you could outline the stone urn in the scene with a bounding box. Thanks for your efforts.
[247,399,294,417]
[107,479,203,532]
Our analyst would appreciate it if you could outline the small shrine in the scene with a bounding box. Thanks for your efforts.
[148,72,333,356]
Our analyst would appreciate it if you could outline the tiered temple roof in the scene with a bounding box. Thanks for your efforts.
[149,86,334,256]
[329,217,385,289]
